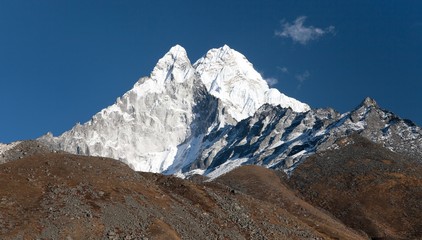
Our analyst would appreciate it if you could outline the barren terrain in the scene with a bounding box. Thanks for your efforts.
[0,151,363,239]
[287,135,422,239]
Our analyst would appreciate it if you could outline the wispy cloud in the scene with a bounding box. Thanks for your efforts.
[259,71,279,87]
[295,70,310,89]
[277,66,289,73]
[275,16,335,45]
[264,77,278,87]
[295,70,310,82]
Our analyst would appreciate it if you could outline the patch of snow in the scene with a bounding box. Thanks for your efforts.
[128,147,178,173]
[349,121,366,131]
[290,149,307,158]
[206,158,249,180]
[183,168,206,179]
[270,140,284,149]
[165,135,205,174]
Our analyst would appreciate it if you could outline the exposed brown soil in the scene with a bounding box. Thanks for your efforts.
[286,135,422,240]
[0,151,362,239]
[215,165,367,240]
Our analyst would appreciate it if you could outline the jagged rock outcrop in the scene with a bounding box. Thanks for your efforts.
[188,97,421,177]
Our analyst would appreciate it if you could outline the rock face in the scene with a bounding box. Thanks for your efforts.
[37,45,421,178]
[41,46,217,173]
[191,98,422,177]
[38,45,310,175]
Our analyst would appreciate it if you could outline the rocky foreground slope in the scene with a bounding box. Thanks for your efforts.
[0,151,366,240]
[2,138,421,239]
[286,135,422,239]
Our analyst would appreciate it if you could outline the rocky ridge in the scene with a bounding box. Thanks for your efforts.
[0,46,417,181]
[189,97,422,176]
[33,45,422,179]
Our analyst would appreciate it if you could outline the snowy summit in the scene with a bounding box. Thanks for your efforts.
[194,45,310,120]
[39,45,310,175]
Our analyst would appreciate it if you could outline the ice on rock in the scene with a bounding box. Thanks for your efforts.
[194,45,310,121]
[38,46,421,179]
[39,45,311,174]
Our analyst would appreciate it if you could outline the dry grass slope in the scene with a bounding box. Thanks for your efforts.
[287,135,422,240]
[214,165,367,240]
[0,151,363,239]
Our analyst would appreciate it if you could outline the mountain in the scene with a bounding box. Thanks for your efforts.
[38,45,310,175]
[2,45,422,239]
[37,45,421,179]
[193,45,310,120]
[191,97,422,177]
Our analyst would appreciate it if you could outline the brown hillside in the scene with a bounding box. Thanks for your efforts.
[0,151,357,239]
[214,165,367,240]
[287,135,422,240]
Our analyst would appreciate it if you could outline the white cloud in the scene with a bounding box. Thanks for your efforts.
[295,70,310,82]
[275,16,335,45]
[259,71,279,87]
[264,77,278,86]
[277,66,289,73]
[295,70,310,89]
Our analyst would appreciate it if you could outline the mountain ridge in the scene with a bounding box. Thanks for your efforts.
[0,33,421,239]
[1,45,417,179]
[37,45,311,175]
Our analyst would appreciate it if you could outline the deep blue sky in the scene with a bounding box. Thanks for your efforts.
[1,1,421,143]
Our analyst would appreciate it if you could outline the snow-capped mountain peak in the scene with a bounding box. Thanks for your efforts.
[193,45,310,121]
[194,45,264,91]
[358,96,379,109]
[39,45,312,174]
[149,44,192,85]
[195,45,262,77]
